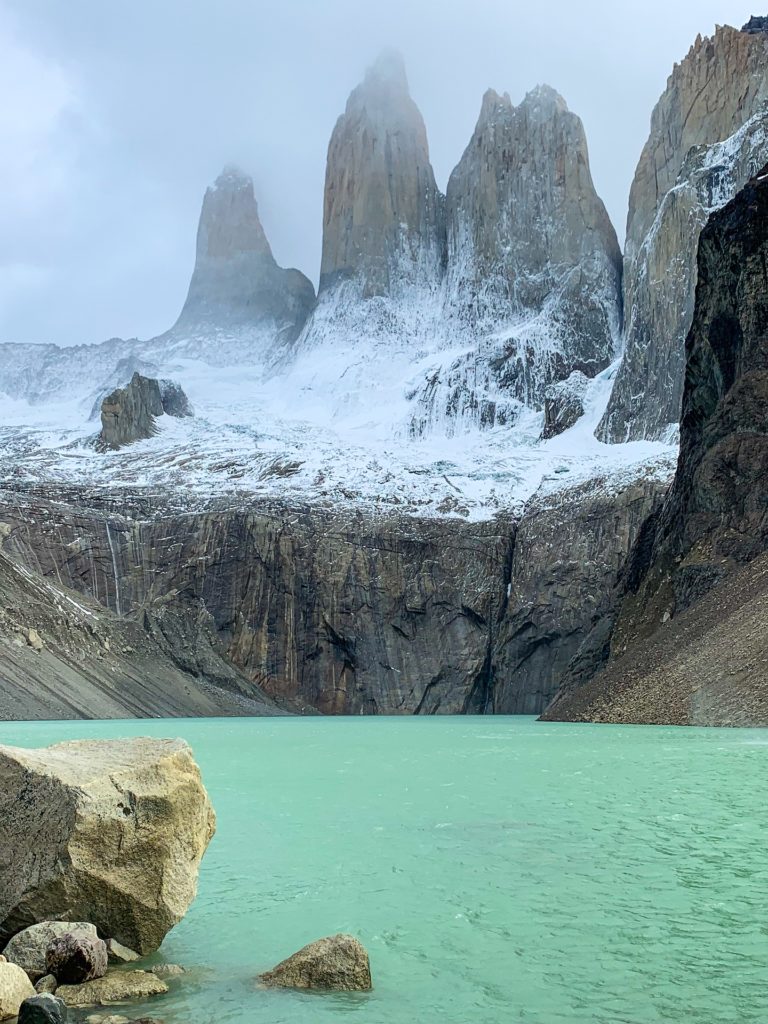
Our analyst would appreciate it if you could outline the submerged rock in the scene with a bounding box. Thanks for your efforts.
[0,962,36,1019]
[45,935,107,985]
[0,738,216,955]
[260,933,372,992]
[56,971,168,1007]
[3,923,98,982]
[18,994,67,1024]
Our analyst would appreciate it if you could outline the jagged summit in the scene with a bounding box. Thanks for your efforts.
[171,165,315,346]
[742,14,768,33]
[598,22,768,443]
[520,83,569,114]
[318,51,445,297]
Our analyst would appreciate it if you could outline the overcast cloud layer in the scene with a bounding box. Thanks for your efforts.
[0,0,758,347]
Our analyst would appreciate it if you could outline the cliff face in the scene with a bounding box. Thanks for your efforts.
[172,166,315,346]
[444,86,621,393]
[319,51,445,298]
[546,165,768,724]
[599,23,768,442]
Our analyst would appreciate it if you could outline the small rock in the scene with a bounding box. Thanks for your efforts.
[18,993,67,1024]
[84,1015,130,1024]
[0,961,36,1019]
[56,971,168,1007]
[46,935,108,985]
[26,628,44,651]
[149,964,183,977]
[34,977,57,995]
[259,933,372,992]
[105,940,139,966]
[3,923,98,982]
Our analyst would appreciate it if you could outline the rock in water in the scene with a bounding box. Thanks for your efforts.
[171,165,315,344]
[18,994,67,1024]
[3,923,98,981]
[45,935,107,985]
[0,962,35,1019]
[0,738,216,955]
[260,934,372,992]
[55,971,168,1007]
[99,372,192,449]
[599,23,768,442]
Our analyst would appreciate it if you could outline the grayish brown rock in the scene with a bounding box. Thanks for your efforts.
[442,86,621,407]
[173,166,314,344]
[18,993,67,1024]
[34,977,57,996]
[0,738,216,955]
[0,962,35,1019]
[3,923,97,982]
[98,373,192,450]
[320,51,444,298]
[45,935,107,985]
[541,371,590,439]
[599,24,768,442]
[104,941,139,966]
[260,934,372,991]
[149,964,183,977]
[56,971,167,1007]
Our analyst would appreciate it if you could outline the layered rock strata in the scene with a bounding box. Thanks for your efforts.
[599,22,768,442]
[546,165,768,724]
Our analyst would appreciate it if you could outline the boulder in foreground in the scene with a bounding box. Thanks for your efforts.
[260,933,372,991]
[3,923,97,981]
[56,971,168,1007]
[18,993,67,1024]
[0,738,216,955]
[0,961,35,1019]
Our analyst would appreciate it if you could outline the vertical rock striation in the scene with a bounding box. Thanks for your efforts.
[408,85,621,435]
[172,166,315,349]
[546,165,768,724]
[599,22,768,442]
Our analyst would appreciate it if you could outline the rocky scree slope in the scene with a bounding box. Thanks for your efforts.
[599,20,768,443]
[545,165,768,724]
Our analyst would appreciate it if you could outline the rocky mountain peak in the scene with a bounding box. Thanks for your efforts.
[598,21,768,443]
[519,83,569,117]
[171,166,314,344]
[318,51,445,297]
[742,14,768,33]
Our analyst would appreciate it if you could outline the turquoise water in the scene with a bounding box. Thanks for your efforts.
[2,717,767,1024]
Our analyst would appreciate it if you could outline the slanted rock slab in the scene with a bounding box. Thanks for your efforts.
[0,737,216,955]
[56,971,168,1007]
[34,977,57,995]
[260,934,372,992]
[3,923,98,982]
[0,961,36,1019]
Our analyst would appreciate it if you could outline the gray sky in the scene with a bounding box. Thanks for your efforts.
[0,0,757,346]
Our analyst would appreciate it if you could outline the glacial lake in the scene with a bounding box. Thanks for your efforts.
[2,716,767,1024]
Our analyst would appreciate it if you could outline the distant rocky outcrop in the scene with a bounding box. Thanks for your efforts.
[320,51,445,298]
[98,372,191,449]
[599,23,768,442]
[546,166,768,724]
[0,738,215,954]
[541,371,590,439]
[172,166,315,347]
[428,86,621,425]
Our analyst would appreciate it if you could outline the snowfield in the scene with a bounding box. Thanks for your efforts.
[0,330,676,520]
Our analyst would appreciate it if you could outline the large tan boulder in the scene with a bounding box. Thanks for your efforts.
[260,934,372,991]
[56,970,168,1006]
[0,738,215,955]
[0,961,35,1019]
